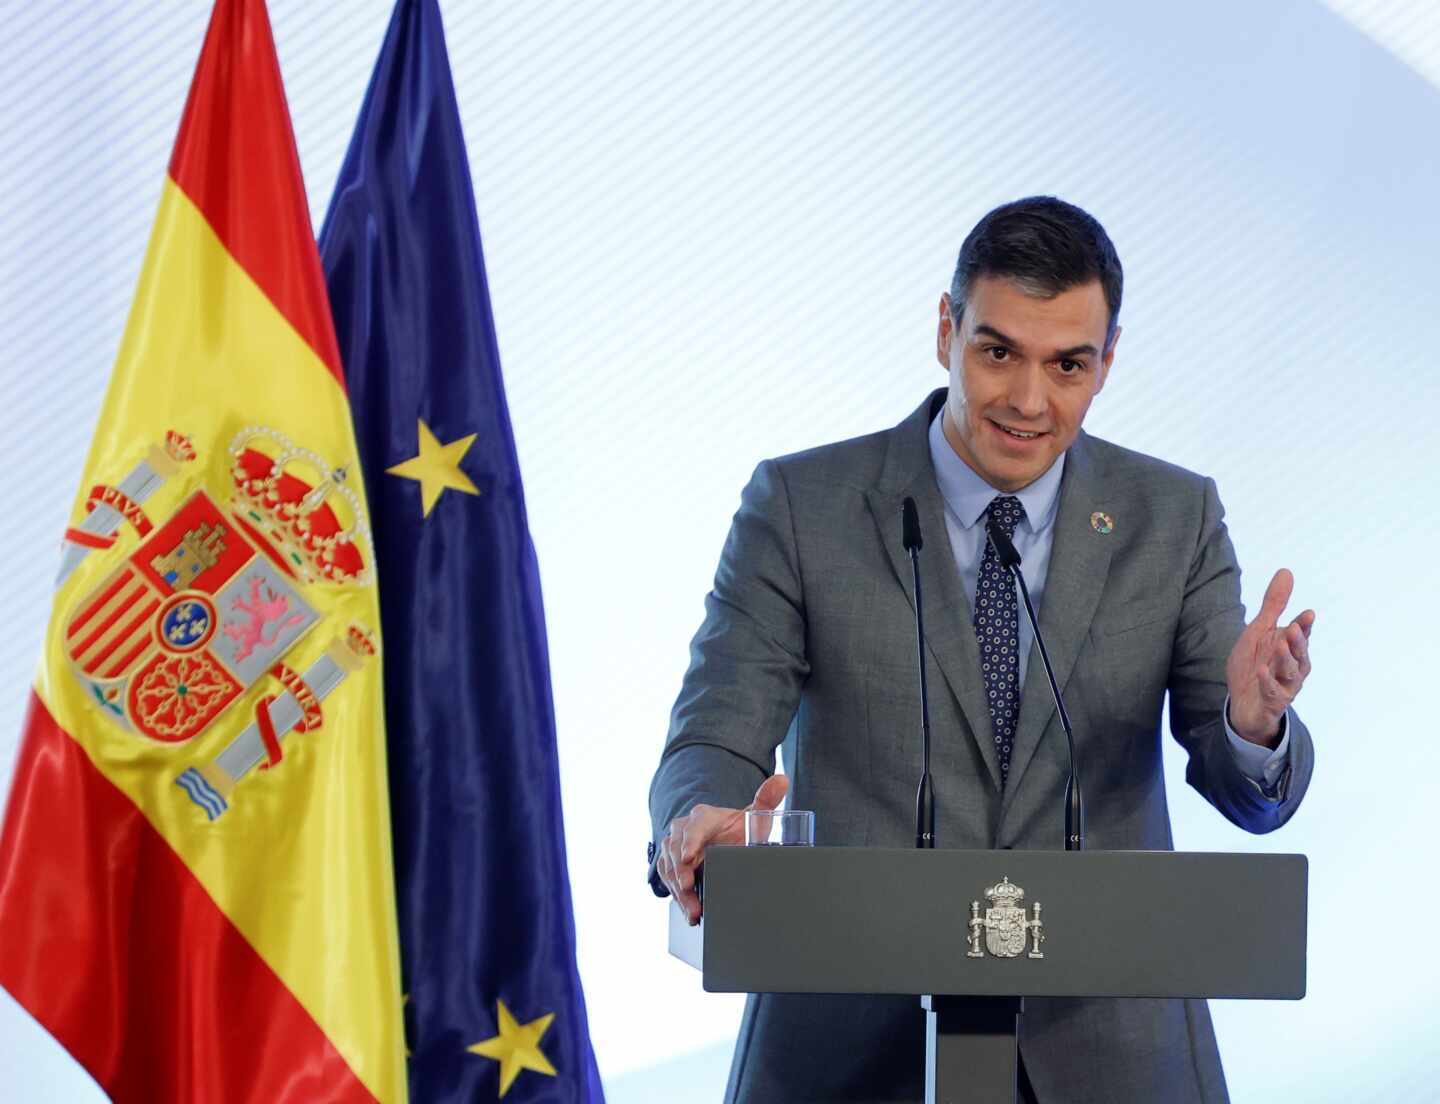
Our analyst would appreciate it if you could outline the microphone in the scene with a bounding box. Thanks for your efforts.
[984,520,1085,851]
[901,498,935,849]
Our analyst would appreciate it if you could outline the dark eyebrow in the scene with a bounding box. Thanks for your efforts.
[973,324,1097,360]
[972,324,1019,346]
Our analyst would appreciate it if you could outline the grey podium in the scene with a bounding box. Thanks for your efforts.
[669,846,1307,1104]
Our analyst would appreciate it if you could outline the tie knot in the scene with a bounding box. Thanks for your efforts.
[986,495,1026,538]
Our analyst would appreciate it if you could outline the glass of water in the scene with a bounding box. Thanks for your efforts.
[745,808,815,846]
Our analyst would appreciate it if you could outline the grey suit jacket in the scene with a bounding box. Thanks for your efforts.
[648,390,1314,1104]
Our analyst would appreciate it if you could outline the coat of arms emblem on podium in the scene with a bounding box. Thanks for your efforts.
[966,876,1046,960]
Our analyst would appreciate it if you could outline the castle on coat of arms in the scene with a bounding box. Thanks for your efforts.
[150,521,228,589]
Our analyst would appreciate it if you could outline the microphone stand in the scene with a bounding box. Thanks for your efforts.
[902,498,934,849]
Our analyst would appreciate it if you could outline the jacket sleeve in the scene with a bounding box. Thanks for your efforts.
[646,459,810,894]
[1167,476,1314,833]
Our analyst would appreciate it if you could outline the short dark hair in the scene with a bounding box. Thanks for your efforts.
[949,196,1123,343]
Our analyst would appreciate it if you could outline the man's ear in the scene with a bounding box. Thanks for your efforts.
[937,293,955,369]
[1096,324,1121,394]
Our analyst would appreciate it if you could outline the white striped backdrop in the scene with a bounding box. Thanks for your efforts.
[1,1,1437,1099]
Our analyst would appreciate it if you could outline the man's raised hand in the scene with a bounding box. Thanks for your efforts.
[658,775,790,926]
[1225,568,1315,747]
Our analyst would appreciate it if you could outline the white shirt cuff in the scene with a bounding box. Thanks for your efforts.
[1223,695,1291,797]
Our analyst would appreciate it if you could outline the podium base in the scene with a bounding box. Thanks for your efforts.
[923,995,1023,1104]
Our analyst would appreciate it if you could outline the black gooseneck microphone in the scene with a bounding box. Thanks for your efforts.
[901,498,935,849]
[984,519,1085,851]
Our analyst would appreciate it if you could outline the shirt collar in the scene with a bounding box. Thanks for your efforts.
[926,409,1066,533]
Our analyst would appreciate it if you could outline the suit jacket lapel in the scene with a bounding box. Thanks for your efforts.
[1001,430,1114,813]
[865,391,1004,792]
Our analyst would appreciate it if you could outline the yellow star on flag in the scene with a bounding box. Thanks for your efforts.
[387,418,480,516]
[467,999,558,1097]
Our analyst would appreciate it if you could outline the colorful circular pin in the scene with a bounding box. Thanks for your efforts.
[1090,511,1114,535]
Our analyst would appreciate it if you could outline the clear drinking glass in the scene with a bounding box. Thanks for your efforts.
[745,808,815,846]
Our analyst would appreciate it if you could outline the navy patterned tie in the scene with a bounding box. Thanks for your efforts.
[974,495,1026,787]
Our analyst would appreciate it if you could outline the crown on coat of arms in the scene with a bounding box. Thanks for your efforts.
[985,877,1025,906]
[346,625,378,660]
[227,426,372,587]
[160,430,197,467]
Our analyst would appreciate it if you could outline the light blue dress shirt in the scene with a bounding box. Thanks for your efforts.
[926,411,1290,795]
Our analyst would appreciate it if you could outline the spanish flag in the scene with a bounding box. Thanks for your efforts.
[0,2,406,1101]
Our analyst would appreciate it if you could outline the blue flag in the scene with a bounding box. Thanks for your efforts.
[318,2,604,1099]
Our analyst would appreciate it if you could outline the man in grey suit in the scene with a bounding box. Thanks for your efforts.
[647,197,1315,1103]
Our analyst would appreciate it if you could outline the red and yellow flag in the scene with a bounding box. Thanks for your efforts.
[0,2,406,1101]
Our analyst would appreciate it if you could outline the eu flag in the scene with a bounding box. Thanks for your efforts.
[318,2,604,1099]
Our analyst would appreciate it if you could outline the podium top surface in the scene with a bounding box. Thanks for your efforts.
[673,847,1306,1000]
